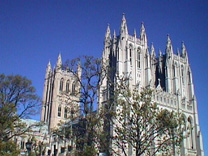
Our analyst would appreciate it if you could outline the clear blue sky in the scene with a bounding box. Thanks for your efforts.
[0,0,207,154]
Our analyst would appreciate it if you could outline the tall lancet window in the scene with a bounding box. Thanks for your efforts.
[137,48,141,68]
[188,117,194,149]
[58,105,61,117]
[72,81,76,95]
[173,64,176,78]
[181,66,184,84]
[188,70,191,84]
[66,80,70,93]
[64,107,68,119]
[59,78,64,91]
[129,45,133,66]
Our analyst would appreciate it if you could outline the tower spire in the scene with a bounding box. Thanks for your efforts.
[105,24,111,41]
[113,30,116,39]
[181,41,187,58]
[120,13,128,36]
[56,53,62,70]
[140,22,147,46]
[151,42,156,58]
[134,29,137,37]
[165,34,173,57]
[46,60,52,73]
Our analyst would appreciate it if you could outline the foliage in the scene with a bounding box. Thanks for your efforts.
[53,56,186,156]
[0,140,20,156]
[0,74,41,152]
[111,85,185,156]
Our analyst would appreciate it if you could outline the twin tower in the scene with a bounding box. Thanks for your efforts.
[41,14,204,155]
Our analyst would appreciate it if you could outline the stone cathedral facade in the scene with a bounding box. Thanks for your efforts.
[98,15,204,156]
[40,14,204,155]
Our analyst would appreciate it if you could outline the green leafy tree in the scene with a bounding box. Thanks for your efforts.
[111,84,185,156]
[0,140,20,156]
[0,74,41,155]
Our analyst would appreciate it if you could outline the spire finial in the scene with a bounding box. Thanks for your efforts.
[141,22,145,30]
[113,30,116,39]
[120,13,128,35]
[56,53,62,70]
[122,13,125,19]
[151,42,155,57]
[181,41,187,58]
[46,60,52,73]
[167,34,171,44]
[134,29,137,37]
[159,49,162,56]
[105,24,111,41]
[177,48,180,56]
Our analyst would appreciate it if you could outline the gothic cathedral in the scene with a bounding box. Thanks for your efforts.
[41,14,204,155]
[98,14,204,155]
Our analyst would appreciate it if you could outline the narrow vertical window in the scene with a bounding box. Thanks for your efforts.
[137,48,141,68]
[181,66,184,84]
[64,107,68,119]
[59,78,64,91]
[72,81,76,95]
[66,80,70,93]
[173,65,176,77]
[130,48,132,65]
[58,105,61,117]
[188,70,191,83]
[188,117,194,149]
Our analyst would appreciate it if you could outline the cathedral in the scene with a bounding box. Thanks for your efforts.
[98,14,204,156]
[39,14,204,155]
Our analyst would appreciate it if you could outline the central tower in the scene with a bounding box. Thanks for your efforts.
[98,14,204,156]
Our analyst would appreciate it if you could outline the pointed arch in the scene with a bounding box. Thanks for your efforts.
[181,65,184,84]
[58,105,61,117]
[137,47,141,68]
[66,80,70,93]
[129,44,133,66]
[188,116,194,149]
[59,78,64,91]
[72,81,77,95]
[64,107,68,119]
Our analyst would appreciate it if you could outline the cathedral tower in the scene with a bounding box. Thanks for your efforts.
[99,15,204,156]
[41,54,81,129]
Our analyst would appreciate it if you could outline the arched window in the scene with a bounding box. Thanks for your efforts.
[181,66,184,84]
[188,70,191,84]
[58,105,61,117]
[129,45,133,66]
[173,64,176,77]
[59,78,64,91]
[130,50,132,65]
[64,107,68,119]
[188,117,194,149]
[72,81,76,95]
[137,48,141,68]
[66,80,70,93]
